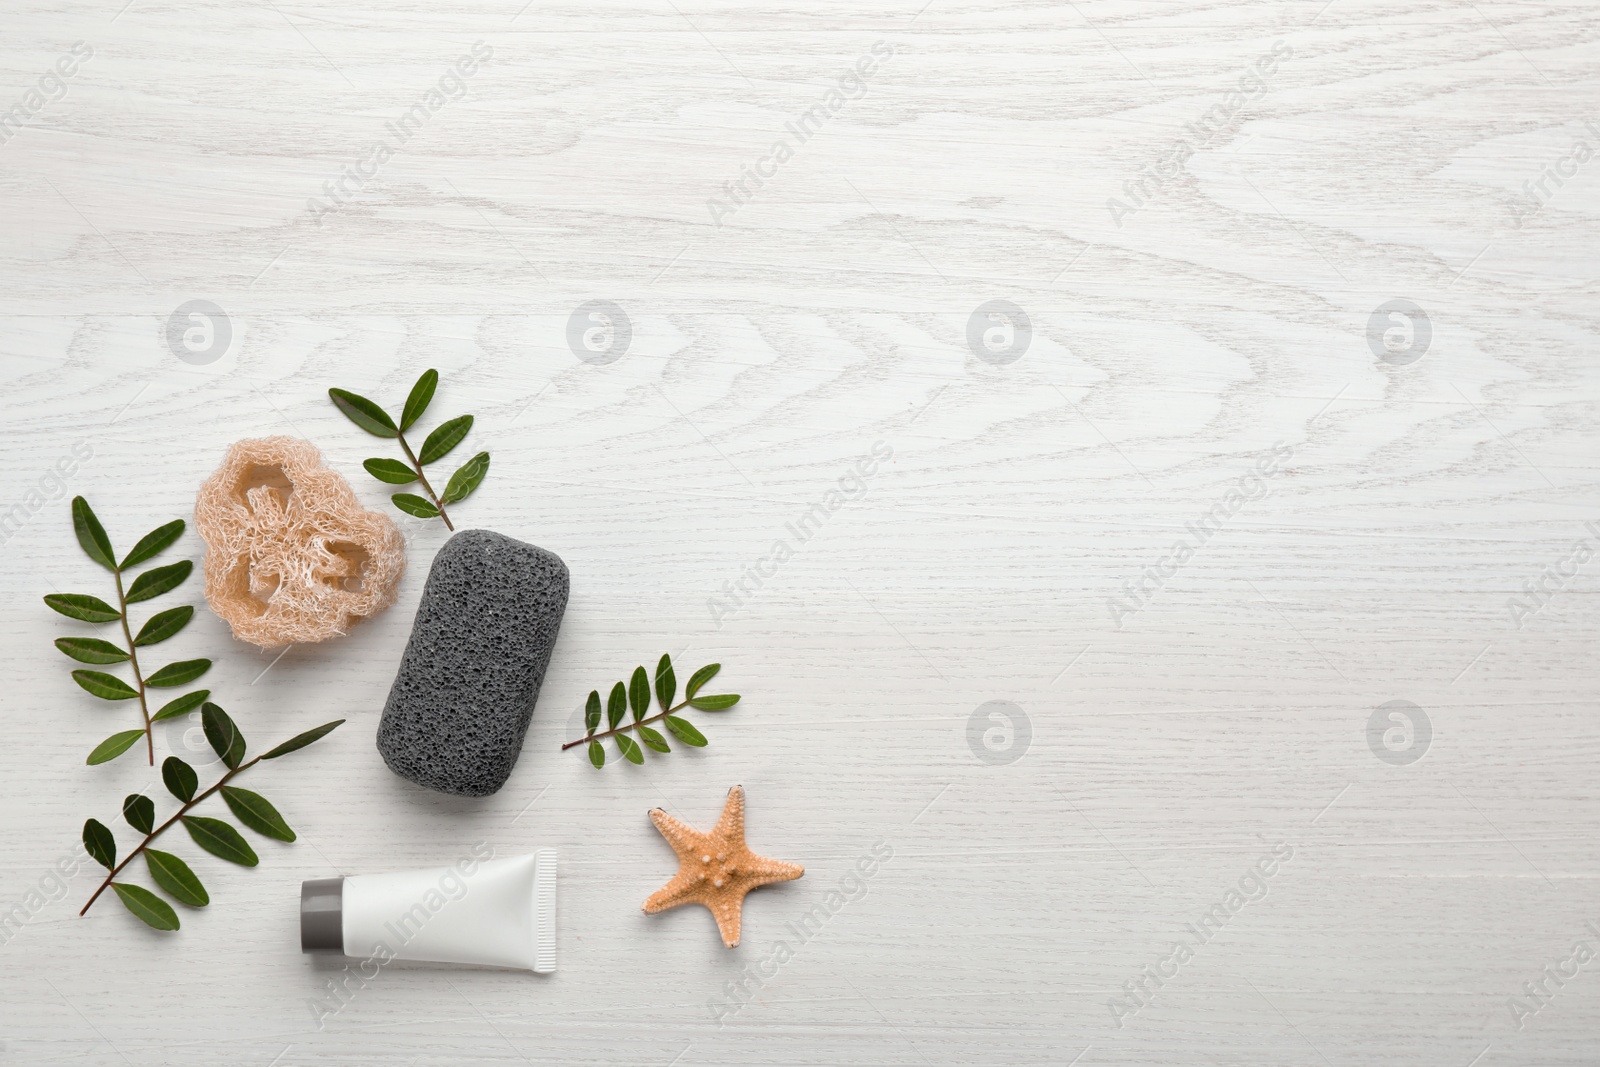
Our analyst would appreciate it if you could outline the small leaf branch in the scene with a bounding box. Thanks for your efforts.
[328,368,491,530]
[563,655,740,769]
[80,705,343,930]
[45,498,211,766]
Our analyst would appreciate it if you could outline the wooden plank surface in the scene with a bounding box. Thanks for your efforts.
[1,1,1598,1063]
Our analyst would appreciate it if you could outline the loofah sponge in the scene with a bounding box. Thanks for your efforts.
[194,436,405,648]
[377,529,569,797]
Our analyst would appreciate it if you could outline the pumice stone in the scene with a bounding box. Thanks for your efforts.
[377,529,569,797]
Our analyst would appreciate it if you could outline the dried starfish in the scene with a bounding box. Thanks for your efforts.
[643,785,803,947]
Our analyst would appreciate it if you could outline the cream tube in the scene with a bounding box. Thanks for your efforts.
[301,849,556,973]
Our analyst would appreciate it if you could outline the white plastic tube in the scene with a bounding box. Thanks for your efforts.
[301,849,556,973]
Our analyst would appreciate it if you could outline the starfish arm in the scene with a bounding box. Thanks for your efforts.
[649,807,708,860]
[742,856,805,887]
[712,784,746,842]
[643,872,703,914]
[710,894,744,948]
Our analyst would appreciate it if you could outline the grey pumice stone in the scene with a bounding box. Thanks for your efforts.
[377,529,569,797]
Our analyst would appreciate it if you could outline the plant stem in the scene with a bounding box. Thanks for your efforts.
[562,700,692,750]
[112,567,155,765]
[397,432,454,531]
[79,755,263,916]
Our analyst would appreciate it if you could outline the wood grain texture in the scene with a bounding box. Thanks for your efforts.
[1,0,1598,1063]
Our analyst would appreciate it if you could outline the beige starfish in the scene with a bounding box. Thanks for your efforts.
[643,785,803,947]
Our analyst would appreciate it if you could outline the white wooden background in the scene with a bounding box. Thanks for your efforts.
[2,0,1598,1063]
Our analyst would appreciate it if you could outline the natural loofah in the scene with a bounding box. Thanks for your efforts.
[194,436,405,648]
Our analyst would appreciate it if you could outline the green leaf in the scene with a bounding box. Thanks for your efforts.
[440,451,490,505]
[145,850,208,907]
[391,493,440,519]
[163,756,198,802]
[607,683,626,729]
[655,654,676,710]
[615,733,644,764]
[260,719,344,759]
[82,818,116,869]
[418,414,473,465]
[55,637,128,664]
[124,560,193,603]
[639,725,670,753]
[43,593,120,623]
[72,497,116,571]
[328,387,398,437]
[120,519,185,570]
[122,794,155,834]
[664,715,708,747]
[363,458,417,484]
[110,882,180,930]
[221,786,295,842]
[629,666,650,721]
[152,689,209,722]
[689,693,740,711]
[588,740,605,768]
[584,690,601,735]
[87,729,145,765]
[201,702,246,769]
[685,663,720,699]
[145,659,211,688]
[401,368,439,431]
[183,816,259,866]
[133,605,193,646]
[72,670,138,701]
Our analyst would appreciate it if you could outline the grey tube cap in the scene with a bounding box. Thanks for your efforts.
[300,877,345,954]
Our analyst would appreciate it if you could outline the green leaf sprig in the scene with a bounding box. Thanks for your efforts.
[328,368,490,531]
[45,498,211,766]
[563,654,740,769]
[79,704,344,931]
